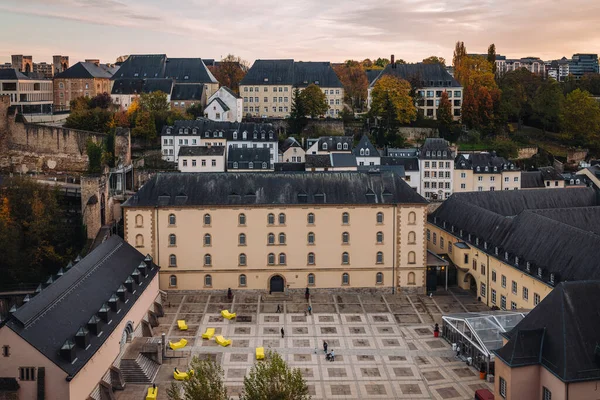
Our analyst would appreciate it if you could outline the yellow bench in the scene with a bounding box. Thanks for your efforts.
[174,368,194,381]
[215,335,232,347]
[177,320,188,331]
[256,347,265,360]
[146,385,158,400]
[201,327,215,339]
[221,310,236,320]
[169,338,188,350]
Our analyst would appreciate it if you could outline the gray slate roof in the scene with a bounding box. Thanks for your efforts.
[4,236,158,377]
[308,136,353,153]
[0,68,30,80]
[381,157,419,171]
[274,162,306,172]
[430,188,600,284]
[113,54,167,80]
[366,69,382,84]
[123,171,427,207]
[539,166,563,181]
[171,84,204,101]
[206,97,230,112]
[353,135,378,157]
[111,78,173,95]
[455,153,516,172]
[240,60,342,88]
[331,153,357,168]
[162,119,277,142]
[280,137,302,153]
[419,138,453,159]
[495,281,600,383]
[178,146,225,157]
[164,58,217,83]
[306,155,332,168]
[358,165,406,178]
[227,147,271,168]
[370,63,461,88]
[54,62,117,79]
[387,148,419,157]
[520,171,545,188]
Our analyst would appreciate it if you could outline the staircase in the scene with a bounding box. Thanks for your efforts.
[120,354,160,383]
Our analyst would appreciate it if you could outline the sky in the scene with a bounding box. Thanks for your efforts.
[0,0,599,65]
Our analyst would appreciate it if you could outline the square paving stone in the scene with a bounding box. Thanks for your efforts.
[230,353,248,362]
[338,304,363,313]
[361,295,385,303]
[361,367,381,377]
[415,327,432,336]
[287,303,308,313]
[293,327,308,334]
[407,342,418,350]
[426,340,447,349]
[330,384,351,395]
[336,294,359,303]
[422,370,444,382]
[327,368,348,378]
[179,313,204,323]
[195,353,219,361]
[373,315,389,322]
[357,355,375,361]
[180,303,205,312]
[232,340,249,348]
[318,316,334,323]
[226,386,243,396]
[436,386,461,399]
[363,303,388,312]
[414,356,431,365]
[400,383,422,395]
[293,339,310,347]
[395,314,421,324]
[352,339,371,347]
[235,305,258,313]
[345,315,363,323]
[322,339,340,347]
[234,327,251,335]
[263,327,279,334]
[227,368,246,378]
[312,304,336,313]
[292,315,307,322]
[453,367,476,378]
[263,339,280,347]
[349,326,366,334]
[294,354,312,362]
[206,304,230,313]
[307,385,316,396]
[236,315,253,323]
[393,367,414,377]
[320,327,337,334]
[264,316,280,323]
[208,316,224,323]
[382,338,400,347]
[298,367,314,378]
[365,384,387,395]
[389,355,407,361]
[210,295,231,303]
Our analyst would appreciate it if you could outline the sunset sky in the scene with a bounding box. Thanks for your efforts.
[1,0,599,65]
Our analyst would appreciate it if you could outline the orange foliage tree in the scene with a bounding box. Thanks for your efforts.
[333,60,369,111]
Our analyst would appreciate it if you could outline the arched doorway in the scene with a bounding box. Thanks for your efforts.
[464,273,477,294]
[119,321,134,352]
[269,275,285,293]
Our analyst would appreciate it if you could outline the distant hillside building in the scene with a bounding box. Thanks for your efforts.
[177,145,226,172]
[368,59,463,120]
[204,86,243,123]
[454,152,520,192]
[419,138,455,200]
[53,61,118,110]
[0,69,53,114]
[239,60,344,118]
[111,54,218,110]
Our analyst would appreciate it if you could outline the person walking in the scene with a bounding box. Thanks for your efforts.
[281,327,285,338]
[276,304,281,313]
[330,349,335,361]
[323,341,328,354]
[307,305,312,315]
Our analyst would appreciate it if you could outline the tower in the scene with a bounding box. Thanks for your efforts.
[53,55,70,75]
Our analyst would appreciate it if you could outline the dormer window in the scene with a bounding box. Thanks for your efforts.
[262,162,267,169]
[443,151,447,157]
[550,273,555,284]
[192,128,197,134]
[477,166,481,172]
[261,132,265,139]
[343,143,348,150]
[515,257,519,266]
[167,128,171,134]
[249,162,253,169]
[134,72,139,77]
[253,132,257,139]
[213,132,217,138]
[494,166,497,171]
[495,247,499,255]
[322,143,328,150]
[337,143,342,150]
[475,238,479,245]
[485,166,489,172]
[179,129,183,134]
[269,132,273,140]
[365,149,370,156]
[233,162,238,169]
[504,251,508,260]
[426,151,431,157]
[526,262,531,272]
[233,132,238,140]
[360,148,365,156]
[537,268,542,277]
[484,242,488,249]
[184,128,189,134]
[219,132,223,138]
[243,132,247,140]
[184,75,189,80]
[437,151,441,156]
[205,132,209,137]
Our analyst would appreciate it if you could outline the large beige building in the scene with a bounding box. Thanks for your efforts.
[53,61,118,110]
[426,188,600,308]
[239,60,344,118]
[454,152,520,192]
[122,172,429,292]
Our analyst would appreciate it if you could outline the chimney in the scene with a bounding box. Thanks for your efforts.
[75,327,90,349]
[60,340,76,362]
[391,54,395,68]
[85,59,100,66]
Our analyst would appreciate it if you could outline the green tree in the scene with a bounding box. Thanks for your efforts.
[560,88,600,145]
[422,56,446,66]
[288,88,308,134]
[532,79,563,132]
[374,58,390,68]
[166,358,228,400]
[186,103,204,119]
[487,44,497,75]
[437,91,453,126]
[132,111,157,140]
[370,75,417,127]
[139,91,170,113]
[300,84,329,118]
[333,60,368,111]
[240,351,310,400]
[86,140,103,173]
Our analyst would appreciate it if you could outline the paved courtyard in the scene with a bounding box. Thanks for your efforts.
[117,288,493,400]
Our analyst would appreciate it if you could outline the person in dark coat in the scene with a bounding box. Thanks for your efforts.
[323,341,328,353]
[281,327,285,338]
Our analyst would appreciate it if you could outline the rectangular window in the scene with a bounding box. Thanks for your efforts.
[192,160,196,167]
[534,293,540,305]
[499,377,507,398]
[425,161,430,168]
[432,161,437,168]
[523,287,529,300]
[501,275,506,288]
[432,233,437,245]
[426,229,430,241]
[512,281,517,294]
[511,301,517,310]
[440,237,444,248]
[460,183,466,189]
[19,367,36,381]
[501,295,507,310]
[461,172,466,178]
[491,289,497,304]
[2,345,9,357]
[464,254,469,264]
[492,270,496,282]
[480,264,485,275]
[211,159,216,167]
[201,160,206,167]
[182,160,187,167]
[543,387,552,400]
[480,283,486,297]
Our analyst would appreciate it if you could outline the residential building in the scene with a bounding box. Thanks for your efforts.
[368,60,463,120]
[33,62,54,79]
[427,188,600,307]
[279,137,305,163]
[305,153,358,171]
[239,60,344,118]
[0,236,160,400]
[0,69,53,114]
[387,147,419,158]
[380,156,420,192]
[494,281,600,400]
[521,167,565,189]
[569,53,599,78]
[306,136,352,155]
[177,146,226,172]
[577,164,600,189]
[558,57,570,81]
[227,147,273,171]
[419,138,454,200]
[161,119,278,164]
[495,56,545,76]
[454,152,520,193]
[205,86,243,123]
[53,61,118,110]
[111,55,218,110]
[353,135,380,166]
[122,172,428,291]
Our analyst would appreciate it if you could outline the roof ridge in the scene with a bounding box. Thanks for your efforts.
[520,210,600,239]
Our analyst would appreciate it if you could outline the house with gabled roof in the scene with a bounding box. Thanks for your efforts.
[205,86,243,122]
[353,134,380,166]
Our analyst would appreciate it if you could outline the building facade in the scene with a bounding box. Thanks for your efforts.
[368,61,463,120]
[239,60,344,118]
[161,119,279,164]
[569,53,599,78]
[427,188,600,310]
[353,135,380,166]
[279,137,305,163]
[227,147,273,171]
[0,69,53,114]
[53,61,118,110]
[419,138,455,200]
[123,172,429,292]
[306,136,352,155]
[454,153,520,192]
[205,86,243,122]
[177,146,226,172]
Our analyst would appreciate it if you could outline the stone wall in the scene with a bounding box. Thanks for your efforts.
[516,146,539,160]
[567,148,588,164]
[397,127,438,143]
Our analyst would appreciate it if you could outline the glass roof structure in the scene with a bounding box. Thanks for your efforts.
[442,311,528,358]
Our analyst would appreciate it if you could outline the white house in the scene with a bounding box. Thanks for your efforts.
[306,136,353,155]
[177,146,226,172]
[353,135,380,166]
[205,86,243,122]
[279,137,305,163]
[419,138,455,200]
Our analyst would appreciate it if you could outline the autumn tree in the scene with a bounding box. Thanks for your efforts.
[487,44,497,75]
[240,351,310,400]
[532,79,563,132]
[457,55,500,130]
[300,84,329,118]
[560,88,600,145]
[132,111,157,140]
[166,358,228,400]
[452,41,468,85]
[333,60,368,111]
[374,57,390,68]
[437,91,453,126]
[209,54,249,94]
[139,91,170,113]
[186,103,204,119]
[369,75,417,143]
[423,56,446,66]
